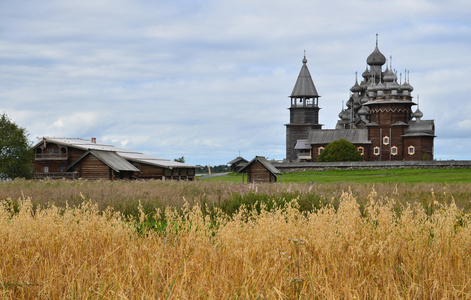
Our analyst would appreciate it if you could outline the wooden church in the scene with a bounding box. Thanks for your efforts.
[286,36,435,162]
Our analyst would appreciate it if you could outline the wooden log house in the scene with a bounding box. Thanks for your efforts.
[238,156,282,183]
[32,137,196,180]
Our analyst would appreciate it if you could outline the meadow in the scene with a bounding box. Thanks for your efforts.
[1,170,471,298]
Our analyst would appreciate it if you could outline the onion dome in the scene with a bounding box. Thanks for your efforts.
[383,67,396,82]
[401,81,414,92]
[388,79,401,91]
[351,78,362,93]
[346,98,353,108]
[341,109,351,121]
[367,80,377,92]
[362,66,371,79]
[358,105,370,115]
[360,93,369,104]
[367,41,386,66]
[401,69,414,91]
[412,107,423,119]
[376,80,385,92]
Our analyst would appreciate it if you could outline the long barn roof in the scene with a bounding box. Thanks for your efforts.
[34,137,196,169]
[306,129,371,145]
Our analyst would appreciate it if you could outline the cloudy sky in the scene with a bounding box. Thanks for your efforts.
[1,0,470,166]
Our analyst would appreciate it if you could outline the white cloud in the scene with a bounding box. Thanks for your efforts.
[0,0,470,165]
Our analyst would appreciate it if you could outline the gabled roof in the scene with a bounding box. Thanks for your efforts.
[65,150,140,173]
[35,137,196,169]
[294,139,310,150]
[290,57,319,98]
[306,129,371,145]
[403,120,436,137]
[238,156,282,176]
[227,157,248,165]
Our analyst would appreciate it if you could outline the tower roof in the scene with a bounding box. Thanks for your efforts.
[290,55,319,98]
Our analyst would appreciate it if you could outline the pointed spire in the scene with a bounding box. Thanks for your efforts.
[390,55,392,70]
[291,53,319,97]
[376,33,378,47]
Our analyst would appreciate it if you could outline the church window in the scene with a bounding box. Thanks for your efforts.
[383,136,390,145]
[374,147,380,155]
[318,147,324,155]
[391,146,398,155]
[357,147,364,155]
[408,146,415,155]
[44,166,49,173]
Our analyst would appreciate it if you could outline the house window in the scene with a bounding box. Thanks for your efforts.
[60,166,65,172]
[357,147,364,155]
[391,146,398,155]
[383,136,390,145]
[408,146,415,155]
[44,166,49,173]
[374,147,380,156]
[318,147,325,155]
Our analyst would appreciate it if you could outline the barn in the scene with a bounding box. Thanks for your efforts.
[238,156,282,183]
[32,137,196,180]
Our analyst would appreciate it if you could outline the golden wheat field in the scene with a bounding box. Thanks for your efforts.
[1,180,471,299]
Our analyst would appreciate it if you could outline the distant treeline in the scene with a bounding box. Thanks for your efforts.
[196,164,230,174]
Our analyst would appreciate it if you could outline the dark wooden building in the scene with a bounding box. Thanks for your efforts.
[227,157,248,173]
[33,137,196,180]
[238,156,282,183]
[65,150,139,180]
[288,36,435,162]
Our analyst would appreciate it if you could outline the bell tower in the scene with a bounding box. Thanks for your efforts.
[285,54,322,162]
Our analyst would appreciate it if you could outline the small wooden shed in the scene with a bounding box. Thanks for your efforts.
[238,156,282,183]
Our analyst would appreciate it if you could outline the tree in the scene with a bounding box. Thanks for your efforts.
[174,156,185,163]
[317,139,363,162]
[0,113,33,179]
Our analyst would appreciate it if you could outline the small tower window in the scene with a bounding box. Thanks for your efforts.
[408,146,415,155]
[357,147,364,155]
[374,147,380,155]
[391,146,398,155]
[383,136,390,145]
[318,147,325,155]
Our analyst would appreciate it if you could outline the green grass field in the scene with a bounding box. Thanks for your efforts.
[201,168,471,183]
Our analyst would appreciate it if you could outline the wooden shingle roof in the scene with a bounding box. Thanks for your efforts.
[306,129,371,145]
[290,57,319,98]
[238,156,282,176]
[65,150,140,173]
